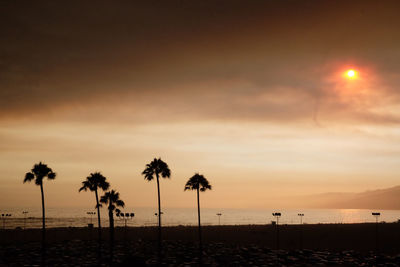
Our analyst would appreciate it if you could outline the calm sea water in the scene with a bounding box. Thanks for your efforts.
[1,207,399,229]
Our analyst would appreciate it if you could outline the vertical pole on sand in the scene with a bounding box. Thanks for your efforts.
[2,214,12,229]
[272,213,281,250]
[277,216,279,250]
[120,212,134,243]
[217,213,222,226]
[23,211,28,230]
[298,213,304,225]
[298,213,304,249]
[372,212,380,253]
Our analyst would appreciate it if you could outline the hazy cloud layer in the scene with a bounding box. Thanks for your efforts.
[1,0,400,125]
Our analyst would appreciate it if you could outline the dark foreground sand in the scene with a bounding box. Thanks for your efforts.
[1,223,400,266]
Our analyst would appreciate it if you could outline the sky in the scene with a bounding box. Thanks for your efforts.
[1,0,400,210]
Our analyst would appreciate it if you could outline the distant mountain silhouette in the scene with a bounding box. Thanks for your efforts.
[297,186,400,210]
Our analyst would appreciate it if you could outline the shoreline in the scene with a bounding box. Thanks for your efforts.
[2,223,400,253]
[2,224,400,266]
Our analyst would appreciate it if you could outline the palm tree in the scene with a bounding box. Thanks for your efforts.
[100,190,125,242]
[23,162,56,243]
[184,173,212,259]
[142,158,171,258]
[79,172,110,239]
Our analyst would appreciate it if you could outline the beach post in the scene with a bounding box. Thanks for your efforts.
[22,211,28,230]
[372,212,380,251]
[298,213,304,249]
[116,211,134,249]
[217,213,222,226]
[298,213,304,225]
[1,213,12,229]
[86,211,95,240]
[87,211,96,227]
[272,212,281,249]
[123,212,135,228]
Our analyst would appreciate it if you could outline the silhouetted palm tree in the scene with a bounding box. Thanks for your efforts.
[23,162,56,238]
[184,173,212,259]
[79,172,110,239]
[142,158,171,258]
[100,190,125,242]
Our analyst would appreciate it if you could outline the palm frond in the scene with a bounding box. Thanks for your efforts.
[79,181,89,192]
[79,172,110,192]
[142,165,154,181]
[184,173,212,192]
[100,180,110,191]
[116,200,125,208]
[100,194,109,204]
[47,172,56,180]
[161,167,171,178]
[24,172,34,183]
[142,158,171,181]
[100,189,125,211]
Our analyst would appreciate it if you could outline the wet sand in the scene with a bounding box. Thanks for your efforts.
[1,223,400,266]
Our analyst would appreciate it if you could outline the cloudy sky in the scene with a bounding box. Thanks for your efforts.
[1,0,400,209]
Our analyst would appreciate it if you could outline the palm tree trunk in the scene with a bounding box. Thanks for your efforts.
[109,208,114,240]
[109,206,114,263]
[40,183,45,238]
[95,189,102,240]
[156,173,162,261]
[156,174,161,228]
[40,183,46,265]
[156,173,162,264]
[197,187,203,263]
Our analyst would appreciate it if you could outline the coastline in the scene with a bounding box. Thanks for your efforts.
[2,224,400,266]
[1,223,399,253]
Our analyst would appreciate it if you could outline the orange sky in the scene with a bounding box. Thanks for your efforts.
[1,1,400,209]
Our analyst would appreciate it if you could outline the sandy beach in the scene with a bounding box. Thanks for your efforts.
[1,223,400,266]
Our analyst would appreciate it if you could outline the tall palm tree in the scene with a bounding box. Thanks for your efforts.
[142,158,171,258]
[100,190,125,241]
[23,162,56,242]
[184,173,212,258]
[79,172,110,239]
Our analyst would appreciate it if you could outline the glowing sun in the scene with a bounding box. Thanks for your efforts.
[346,69,357,79]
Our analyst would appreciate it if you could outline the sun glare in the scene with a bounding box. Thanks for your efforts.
[346,69,357,79]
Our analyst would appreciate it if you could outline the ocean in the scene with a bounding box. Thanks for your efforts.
[1,207,399,229]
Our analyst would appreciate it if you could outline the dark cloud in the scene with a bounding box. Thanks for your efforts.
[1,0,400,124]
